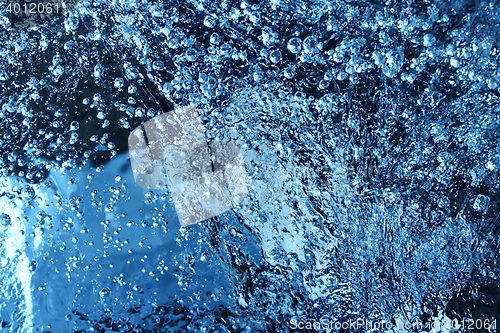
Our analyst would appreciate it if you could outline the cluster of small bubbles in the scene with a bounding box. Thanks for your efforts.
[144,191,158,204]
[118,118,130,129]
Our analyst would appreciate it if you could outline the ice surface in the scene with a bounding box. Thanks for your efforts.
[0,0,499,332]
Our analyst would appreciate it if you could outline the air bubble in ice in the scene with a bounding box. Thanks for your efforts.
[128,86,137,94]
[94,64,105,79]
[302,35,317,54]
[0,213,11,226]
[423,34,436,47]
[126,67,139,80]
[70,132,78,144]
[318,80,329,90]
[283,66,295,79]
[152,61,165,71]
[135,107,144,117]
[70,121,79,131]
[473,194,489,213]
[186,47,198,62]
[206,76,217,89]
[220,43,232,57]
[99,288,110,298]
[198,73,207,83]
[114,77,124,89]
[337,71,348,80]
[269,50,282,64]
[21,185,35,201]
[28,260,37,272]
[210,33,221,45]
[287,37,302,54]
[204,15,216,28]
